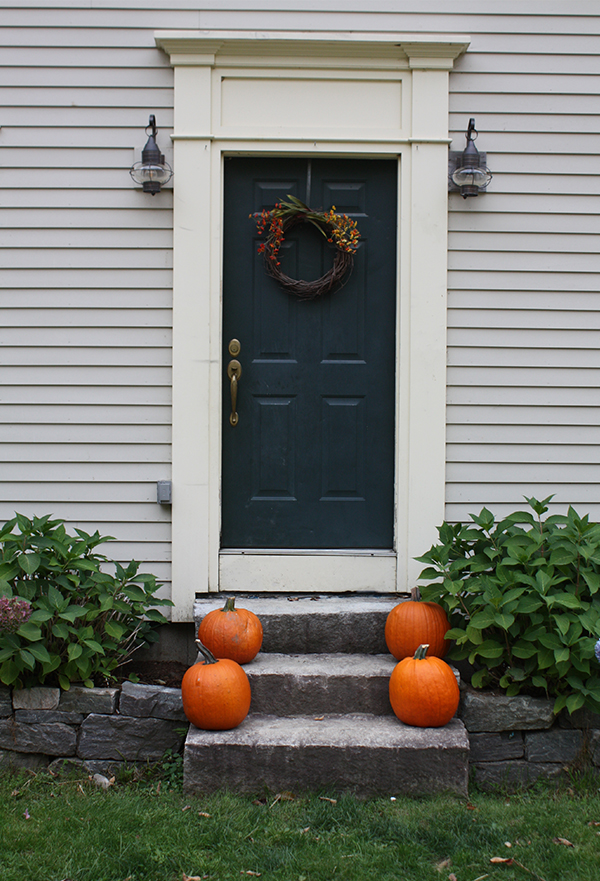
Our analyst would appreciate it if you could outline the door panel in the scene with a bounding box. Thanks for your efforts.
[222,157,397,549]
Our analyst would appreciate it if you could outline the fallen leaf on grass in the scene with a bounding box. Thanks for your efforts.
[198,811,211,818]
[23,809,30,820]
[319,796,337,804]
[269,791,295,808]
[182,874,202,881]
[553,837,574,847]
[182,805,191,812]
[587,821,600,826]
[448,874,457,881]
[435,858,451,872]
[466,802,477,811]
[490,857,547,881]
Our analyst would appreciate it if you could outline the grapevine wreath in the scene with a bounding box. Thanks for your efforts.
[250,195,360,300]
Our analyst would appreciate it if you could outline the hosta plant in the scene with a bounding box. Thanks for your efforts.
[416,497,600,716]
[0,514,172,690]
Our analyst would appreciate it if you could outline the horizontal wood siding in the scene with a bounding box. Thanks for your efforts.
[0,5,174,604]
[446,4,600,525]
[1,2,599,606]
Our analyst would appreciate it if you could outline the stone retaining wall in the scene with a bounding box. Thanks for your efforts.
[2,681,599,791]
[0,683,188,775]
[458,689,600,790]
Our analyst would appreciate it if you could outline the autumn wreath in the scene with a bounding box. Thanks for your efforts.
[250,195,360,300]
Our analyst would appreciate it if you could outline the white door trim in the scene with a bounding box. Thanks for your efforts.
[155,30,470,620]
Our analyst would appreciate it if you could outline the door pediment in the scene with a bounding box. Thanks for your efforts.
[155,31,469,68]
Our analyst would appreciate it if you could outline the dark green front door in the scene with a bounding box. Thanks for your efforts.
[221,157,397,549]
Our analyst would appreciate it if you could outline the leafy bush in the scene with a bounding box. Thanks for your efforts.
[0,513,172,690]
[416,496,600,715]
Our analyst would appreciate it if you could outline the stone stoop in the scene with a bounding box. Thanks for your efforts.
[186,596,470,797]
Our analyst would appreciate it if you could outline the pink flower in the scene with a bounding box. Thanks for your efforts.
[0,596,32,633]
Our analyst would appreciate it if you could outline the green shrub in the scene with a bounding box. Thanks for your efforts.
[0,513,172,690]
[416,496,600,715]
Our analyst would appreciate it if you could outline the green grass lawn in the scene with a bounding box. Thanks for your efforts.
[1,762,599,881]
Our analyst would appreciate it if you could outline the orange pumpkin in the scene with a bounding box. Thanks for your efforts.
[385,587,450,660]
[198,596,263,664]
[181,640,251,730]
[389,643,459,728]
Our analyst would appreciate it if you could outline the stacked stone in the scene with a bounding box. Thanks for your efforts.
[0,682,188,775]
[2,674,600,791]
[460,690,600,790]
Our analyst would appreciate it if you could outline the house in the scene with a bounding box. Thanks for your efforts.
[2,2,599,623]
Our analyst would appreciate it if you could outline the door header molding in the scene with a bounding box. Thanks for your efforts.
[155,30,470,70]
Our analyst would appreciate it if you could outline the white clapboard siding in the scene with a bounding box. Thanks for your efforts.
[5,229,172,248]
[1,209,173,229]
[1,2,600,608]
[449,444,600,464]
[443,5,600,524]
[2,87,174,108]
[5,149,147,170]
[0,303,173,322]
[2,190,173,209]
[0,386,171,405]
[0,443,171,462]
[0,424,172,444]
[450,214,600,233]
[0,6,176,605]
[0,347,171,367]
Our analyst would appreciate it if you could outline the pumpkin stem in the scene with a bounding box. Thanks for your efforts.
[414,644,430,660]
[410,586,421,602]
[222,596,236,613]
[195,638,219,665]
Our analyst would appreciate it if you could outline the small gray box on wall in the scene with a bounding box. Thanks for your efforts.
[157,480,172,505]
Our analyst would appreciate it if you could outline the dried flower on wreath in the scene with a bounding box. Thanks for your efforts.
[249,195,360,299]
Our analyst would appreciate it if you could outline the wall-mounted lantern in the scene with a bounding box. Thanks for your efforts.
[448,118,492,198]
[129,115,173,195]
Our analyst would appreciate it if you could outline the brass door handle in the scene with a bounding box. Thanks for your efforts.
[227,359,242,425]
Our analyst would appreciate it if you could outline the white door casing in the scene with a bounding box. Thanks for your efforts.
[154,30,470,621]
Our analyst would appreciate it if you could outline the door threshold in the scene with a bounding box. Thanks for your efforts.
[219,550,398,593]
[220,548,396,556]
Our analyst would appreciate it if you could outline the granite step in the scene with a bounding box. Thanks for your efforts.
[187,594,468,797]
[245,652,397,716]
[194,595,399,654]
[183,713,469,798]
